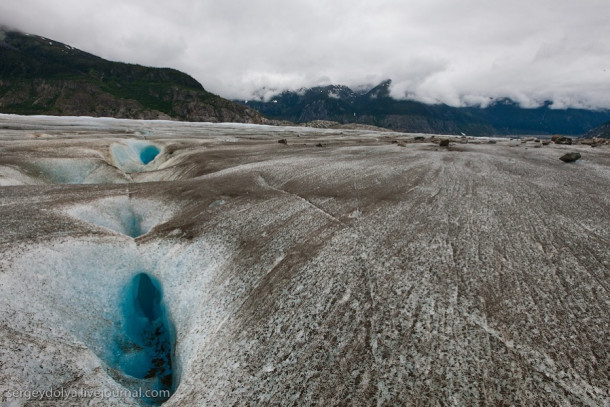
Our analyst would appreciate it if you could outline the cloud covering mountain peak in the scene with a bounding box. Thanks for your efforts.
[1,0,608,109]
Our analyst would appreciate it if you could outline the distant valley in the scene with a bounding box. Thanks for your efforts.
[236,80,610,136]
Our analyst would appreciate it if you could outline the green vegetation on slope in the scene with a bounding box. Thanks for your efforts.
[0,30,264,123]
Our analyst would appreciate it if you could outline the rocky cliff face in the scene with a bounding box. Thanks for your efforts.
[584,121,610,138]
[0,30,267,123]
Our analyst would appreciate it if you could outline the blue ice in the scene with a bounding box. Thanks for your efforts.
[110,141,161,172]
[115,273,175,404]
[139,145,160,165]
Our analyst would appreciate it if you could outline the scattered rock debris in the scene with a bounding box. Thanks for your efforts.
[552,135,572,145]
[559,152,581,162]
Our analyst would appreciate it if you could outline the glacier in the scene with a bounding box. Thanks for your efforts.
[0,114,609,406]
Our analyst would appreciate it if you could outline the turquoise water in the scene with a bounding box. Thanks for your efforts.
[139,145,160,164]
[116,273,175,404]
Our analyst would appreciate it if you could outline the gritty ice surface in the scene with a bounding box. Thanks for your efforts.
[0,114,609,406]
[0,238,145,406]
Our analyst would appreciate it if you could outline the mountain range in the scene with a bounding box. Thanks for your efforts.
[237,80,610,136]
[0,29,265,123]
[2,29,609,136]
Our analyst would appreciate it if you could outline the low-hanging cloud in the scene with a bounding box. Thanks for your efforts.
[1,0,609,109]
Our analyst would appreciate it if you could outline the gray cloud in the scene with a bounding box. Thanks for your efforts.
[1,0,609,108]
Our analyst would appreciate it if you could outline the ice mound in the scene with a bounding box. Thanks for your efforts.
[65,196,175,238]
[0,165,41,186]
[31,158,132,184]
[1,158,130,185]
[111,140,163,173]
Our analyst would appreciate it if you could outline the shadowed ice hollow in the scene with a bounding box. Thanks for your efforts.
[113,272,175,405]
[65,196,174,238]
[111,140,162,172]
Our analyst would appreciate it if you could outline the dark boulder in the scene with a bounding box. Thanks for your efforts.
[559,152,581,162]
[552,136,573,145]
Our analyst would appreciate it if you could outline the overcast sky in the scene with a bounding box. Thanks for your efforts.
[1,0,609,108]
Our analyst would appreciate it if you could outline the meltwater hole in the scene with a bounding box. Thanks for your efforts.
[140,145,160,165]
[110,141,162,172]
[116,273,175,405]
